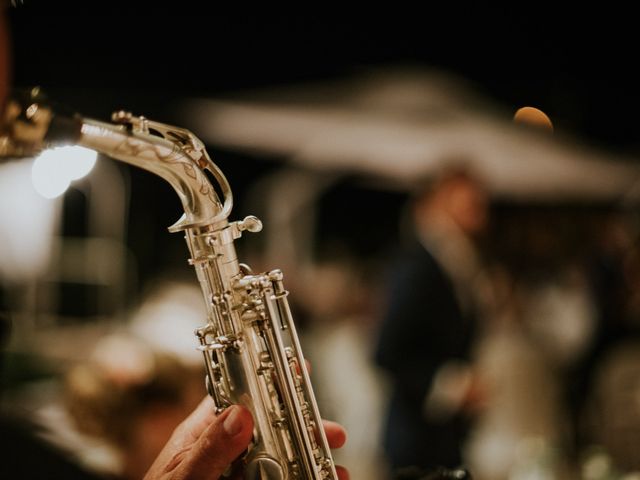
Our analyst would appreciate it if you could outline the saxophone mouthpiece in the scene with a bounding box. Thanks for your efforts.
[0,87,82,158]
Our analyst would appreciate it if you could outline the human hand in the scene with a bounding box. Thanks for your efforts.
[460,370,490,416]
[144,396,349,480]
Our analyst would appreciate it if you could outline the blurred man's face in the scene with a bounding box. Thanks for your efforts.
[447,178,488,236]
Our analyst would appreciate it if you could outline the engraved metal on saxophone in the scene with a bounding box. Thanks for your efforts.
[1,88,339,480]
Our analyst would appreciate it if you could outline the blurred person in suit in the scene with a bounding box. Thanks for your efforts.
[375,165,489,473]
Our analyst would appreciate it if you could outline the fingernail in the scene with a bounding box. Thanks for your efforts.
[223,406,243,436]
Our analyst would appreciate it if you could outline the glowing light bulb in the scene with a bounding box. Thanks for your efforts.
[64,146,97,180]
[31,146,97,199]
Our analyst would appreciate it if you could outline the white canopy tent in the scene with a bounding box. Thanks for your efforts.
[176,68,640,204]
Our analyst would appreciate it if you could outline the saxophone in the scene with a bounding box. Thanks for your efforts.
[0,88,339,480]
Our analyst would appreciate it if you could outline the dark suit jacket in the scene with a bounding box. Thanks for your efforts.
[375,240,477,470]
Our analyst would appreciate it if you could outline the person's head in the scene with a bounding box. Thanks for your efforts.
[414,165,489,237]
[64,334,204,479]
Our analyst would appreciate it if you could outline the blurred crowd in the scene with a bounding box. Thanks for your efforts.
[2,166,640,480]
[301,178,640,479]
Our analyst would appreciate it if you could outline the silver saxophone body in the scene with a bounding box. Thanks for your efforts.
[0,88,338,480]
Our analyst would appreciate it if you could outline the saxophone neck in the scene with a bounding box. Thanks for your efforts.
[0,87,232,231]
[79,116,233,232]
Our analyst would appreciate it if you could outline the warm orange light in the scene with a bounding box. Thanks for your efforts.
[513,106,554,133]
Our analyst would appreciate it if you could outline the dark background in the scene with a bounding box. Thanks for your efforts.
[6,5,640,303]
[8,7,640,153]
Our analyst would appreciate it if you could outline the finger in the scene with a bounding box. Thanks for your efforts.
[156,396,217,460]
[322,419,347,449]
[176,405,254,480]
[293,359,312,376]
[336,465,350,480]
[176,396,217,443]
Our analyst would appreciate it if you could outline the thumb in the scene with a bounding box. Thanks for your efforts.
[176,405,254,480]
